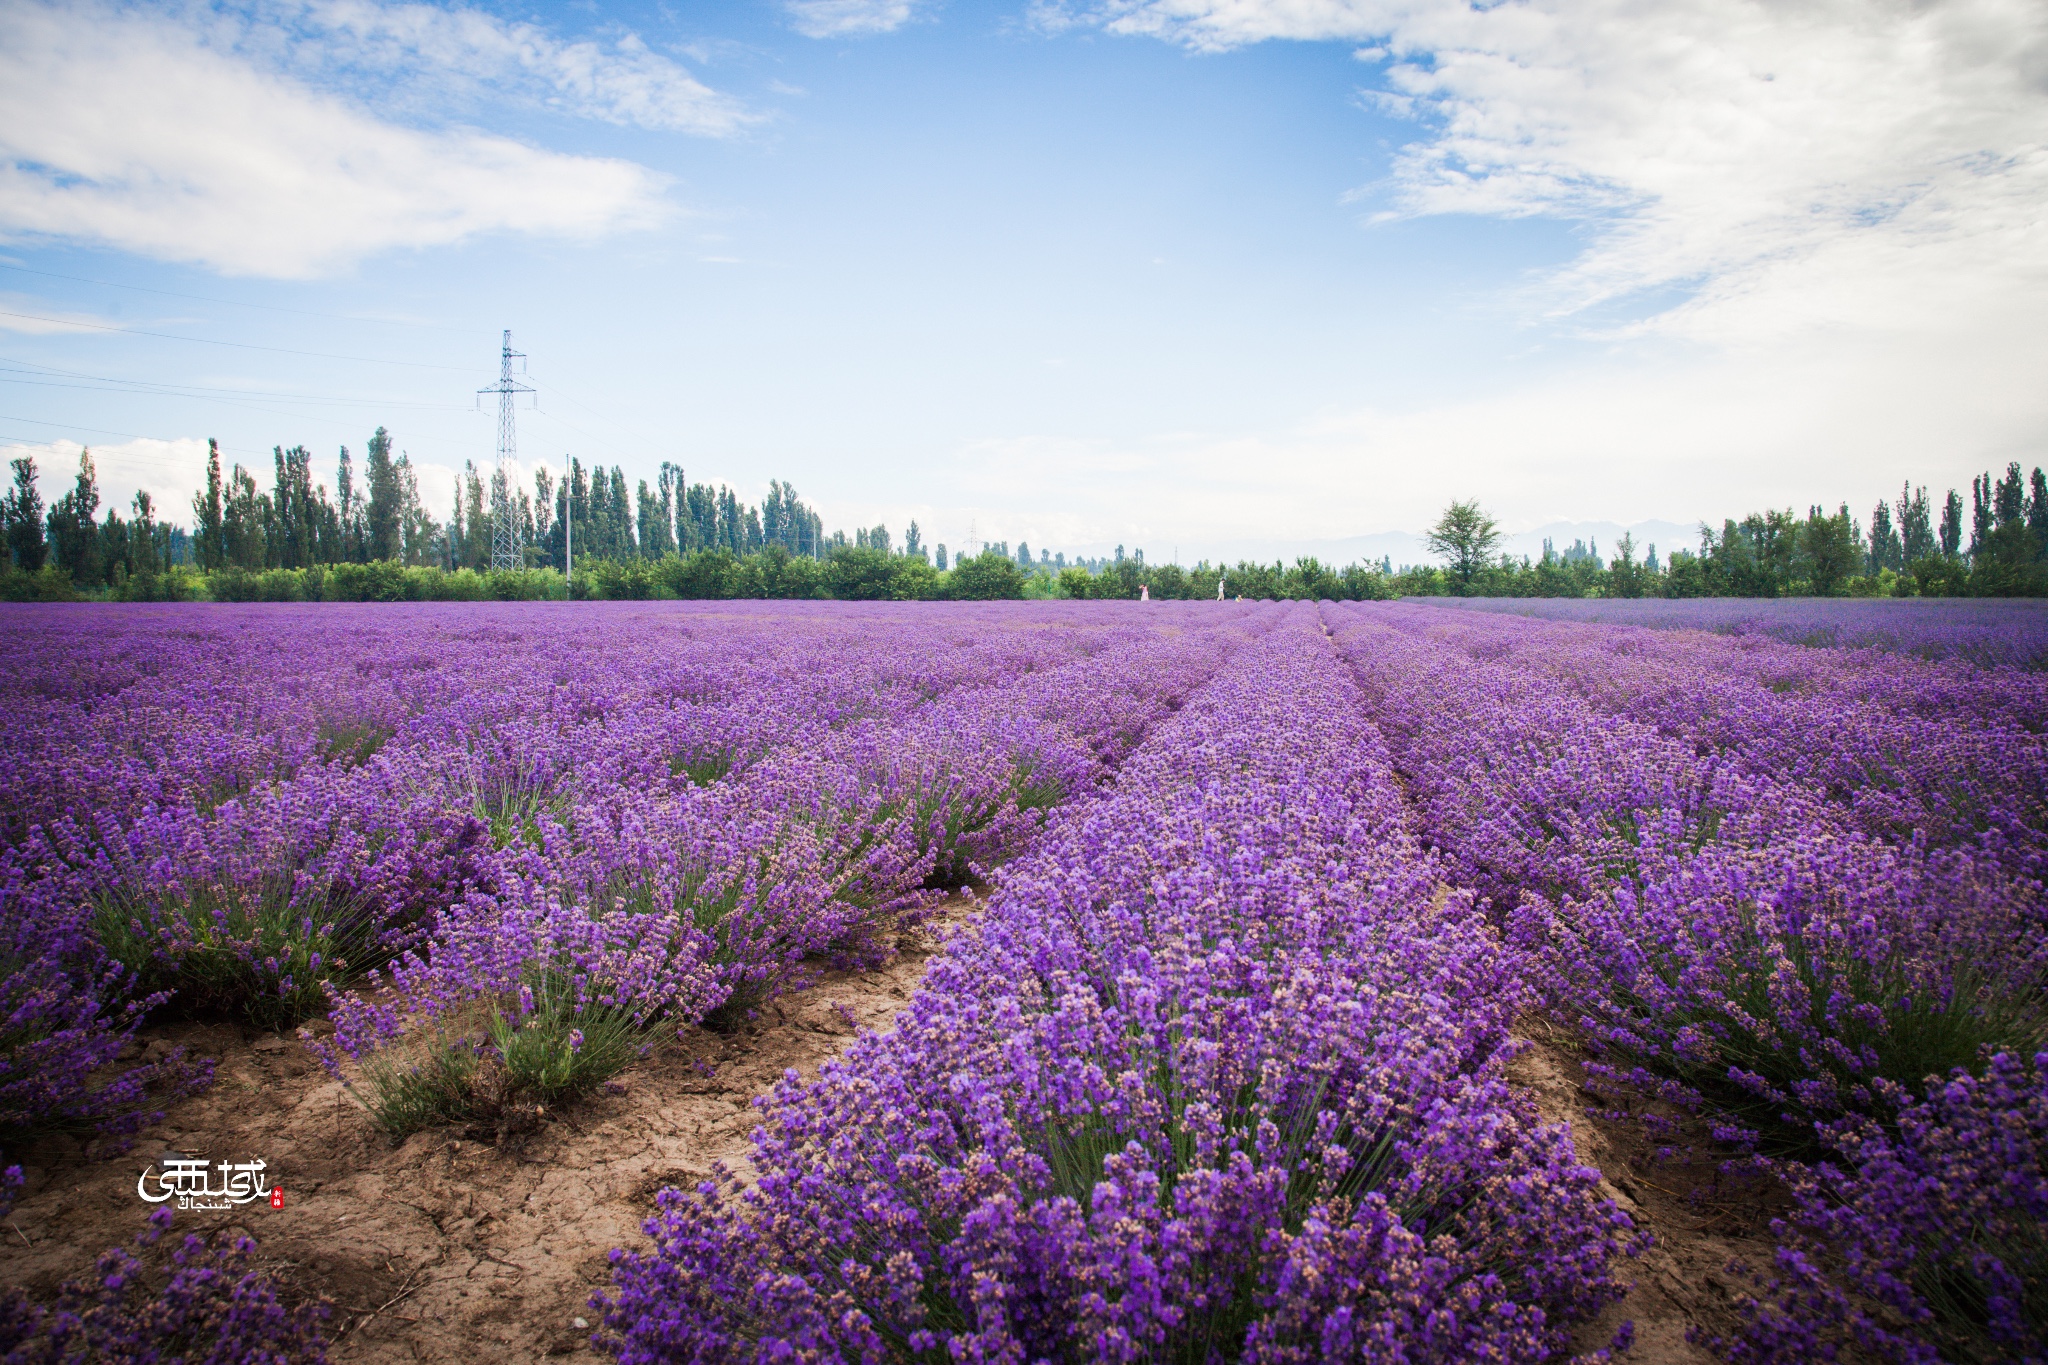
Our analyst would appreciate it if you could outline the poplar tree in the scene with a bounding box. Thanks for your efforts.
[1867,499,1903,572]
[46,448,101,584]
[364,427,403,562]
[1897,484,1936,562]
[192,440,226,570]
[1940,489,1964,558]
[4,456,46,571]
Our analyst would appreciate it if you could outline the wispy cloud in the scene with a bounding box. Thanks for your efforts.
[786,0,922,39]
[269,0,758,136]
[1042,0,2048,347]
[0,0,743,277]
[0,296,125,335]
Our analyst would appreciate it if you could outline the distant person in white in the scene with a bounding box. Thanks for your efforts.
[1140,584,1150,601]
[1216,577,1224,601]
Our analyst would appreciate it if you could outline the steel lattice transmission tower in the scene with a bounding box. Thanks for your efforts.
[478,329,535,572]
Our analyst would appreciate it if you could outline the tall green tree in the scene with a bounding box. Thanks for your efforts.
[364,427,403,561]
[461,461,489,569]
[2031,468,2048,560]
[223,463,268,568]
[948,548,1025,600]
[269,445,324,569]
[1969,473,1994,560]
[192,440,226,570]
[3,456,46,571]
[1798,504,1860,595]
[1867,498,1902,572]
[608,468,634,558]
[335,445,367,562]
[636,479,671,558]
[46,448,100,584]
[656,464,681,554]
[1898,483,1936,563]
[128,490,162,579]
[396,452,434,565]
[533,467,555,562]
[1423,498,1503,590]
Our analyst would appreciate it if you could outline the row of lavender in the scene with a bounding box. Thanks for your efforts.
[319,605,1272,1121]
[596,613,1640,1361]
[1325,601,2046,1362]
[1421,597,2048,672]
[1,602,1276,1358]
[0,602,1264,1136]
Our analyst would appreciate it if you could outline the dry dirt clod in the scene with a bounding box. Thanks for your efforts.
[0,899,974,1363]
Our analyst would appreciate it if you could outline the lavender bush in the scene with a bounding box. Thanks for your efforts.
[7,597,2042,1360]
[0,867,209,1141]
[1419,596,2048,671]
[1324,601,2047,1354]
[0,603,1251,1141]
[0,1207,329,1364]
[1724,1050,2047,1364]
[597,617,1639,1362]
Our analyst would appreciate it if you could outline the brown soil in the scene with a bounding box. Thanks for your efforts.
[5,904,1779,1364]
[1511,1023,1788,1365]
[0,902,977,1362]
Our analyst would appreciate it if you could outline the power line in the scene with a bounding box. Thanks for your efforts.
[0,262,493,335]
[0,369,467,413]
[0,309,488,371]
[0,413,273,464]
[0,398,473,460]
[521,367,667,450]
[0,412,199,444]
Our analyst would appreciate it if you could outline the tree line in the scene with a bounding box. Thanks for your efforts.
[1412,462,2048,599]
[4,435,2045,602]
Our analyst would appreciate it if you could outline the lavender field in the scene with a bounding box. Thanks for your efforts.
[0,600,2041,1364]
[1419,596,2048,671]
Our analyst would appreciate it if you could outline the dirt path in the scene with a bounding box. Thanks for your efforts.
[0,904,977,1362]
[1512,1028,1785,1365]
[5,897,1781,1364]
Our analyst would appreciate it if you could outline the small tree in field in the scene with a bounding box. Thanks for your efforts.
[1425,499,1503,591]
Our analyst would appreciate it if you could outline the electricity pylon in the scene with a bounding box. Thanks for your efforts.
[478,330,535,571]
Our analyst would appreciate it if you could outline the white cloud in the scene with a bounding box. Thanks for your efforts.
[1016,0,2048,534]
[1,438,213,525]
[0,436,552,537]
[0,1,684,278]
[272,0,756,136]
[936,279,2047,551]
[1047,0,2048,345]
[786,0,921,39]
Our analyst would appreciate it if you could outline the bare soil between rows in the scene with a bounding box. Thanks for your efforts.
[1513,1024,1786,1365]
[5,901,1776,1364]
[0,904,966,1363]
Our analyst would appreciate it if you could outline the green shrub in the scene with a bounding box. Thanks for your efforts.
[94,872,385,1031]
[0,566,81,602]
[946,549,1025,601]
[591,558,657,599]
[489,989,652,1104]
[358,1037,480,1136]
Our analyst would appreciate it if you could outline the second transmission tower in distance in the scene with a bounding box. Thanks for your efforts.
[479,329,535,572]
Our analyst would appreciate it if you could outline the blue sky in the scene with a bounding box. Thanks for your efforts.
[2,0,2044,564]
